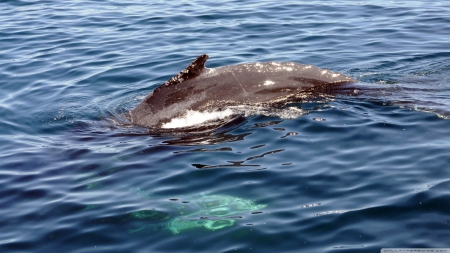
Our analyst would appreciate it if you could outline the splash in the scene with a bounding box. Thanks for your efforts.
[161,105,309,130]
[162,109,235,129]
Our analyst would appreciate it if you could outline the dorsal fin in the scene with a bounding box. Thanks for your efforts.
[163,54,209,86]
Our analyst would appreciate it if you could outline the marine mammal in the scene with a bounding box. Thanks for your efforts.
[128,190,266,234]
[130,54,357,128]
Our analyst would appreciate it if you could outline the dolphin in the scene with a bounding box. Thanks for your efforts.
[129,54,357,129]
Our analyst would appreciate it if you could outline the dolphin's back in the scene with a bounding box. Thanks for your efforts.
[210,61,355,101]
[129,54,356,128]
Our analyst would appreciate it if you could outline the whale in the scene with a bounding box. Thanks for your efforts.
[129,54,357,129]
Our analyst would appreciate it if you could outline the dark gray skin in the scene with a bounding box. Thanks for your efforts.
[130,54,357,128]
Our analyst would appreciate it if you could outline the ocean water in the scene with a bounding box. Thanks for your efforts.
[1,0,450,252]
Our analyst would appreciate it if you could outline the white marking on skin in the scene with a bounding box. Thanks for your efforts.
[264,80,275,86]
[332,74,339,78]
[271,62,281,66]
[230,70,248,94]
[285,67,293,71]
[321,70,327,75]
[305,65,312,69]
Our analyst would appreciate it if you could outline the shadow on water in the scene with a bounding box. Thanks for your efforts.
[347,57,450,119]
[338,81,450,119]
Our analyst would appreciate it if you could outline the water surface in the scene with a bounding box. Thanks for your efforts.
[1,1,450,252]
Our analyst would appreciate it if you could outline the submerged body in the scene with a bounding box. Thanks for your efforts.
[124,191,266,234]
[130,54,356,128]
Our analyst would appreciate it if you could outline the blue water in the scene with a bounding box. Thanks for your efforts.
[1,0,450,252]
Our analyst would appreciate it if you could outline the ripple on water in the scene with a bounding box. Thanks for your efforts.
[1,0,450,252]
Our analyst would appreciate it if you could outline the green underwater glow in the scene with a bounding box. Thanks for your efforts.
[168,218,235,234]
[128,190,267,234]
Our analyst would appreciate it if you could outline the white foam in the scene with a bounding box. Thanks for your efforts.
[229,105,307,119]
[162,109,234,129]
